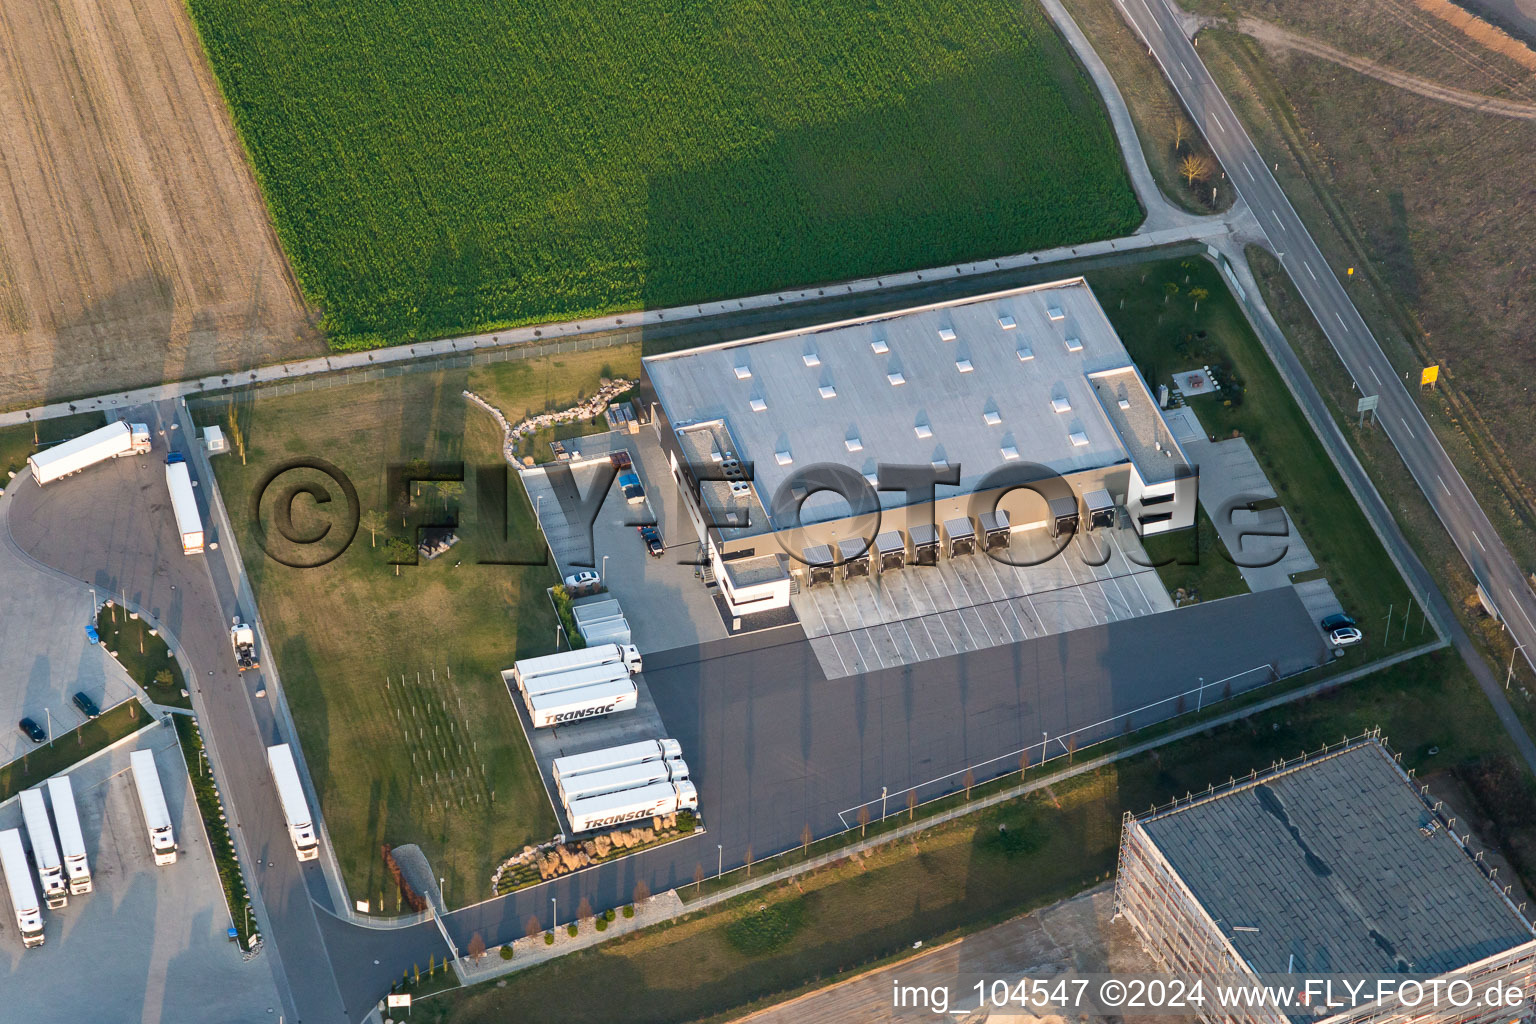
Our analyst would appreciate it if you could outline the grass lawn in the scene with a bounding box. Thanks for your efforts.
[173,715,256,948]
[1085,256,1416,647]
[184,0,1141,348]
[192,347,655,908]
[0,700,149,803]
[96,603,190,710]
[0,412,107,484]
[418,647,1536,1024]
[1140,504,1247,604]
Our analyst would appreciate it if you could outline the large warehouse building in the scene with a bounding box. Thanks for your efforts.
[1115,733,1536,1024]
[639,278,1196,618]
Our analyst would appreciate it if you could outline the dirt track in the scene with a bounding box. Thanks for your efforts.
[0,0,322,412]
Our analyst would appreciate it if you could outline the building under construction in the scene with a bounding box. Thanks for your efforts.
[1115,732,1536,1024]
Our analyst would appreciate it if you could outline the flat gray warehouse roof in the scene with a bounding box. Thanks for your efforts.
[1139,739,1534,976]
[645,278,1176,533]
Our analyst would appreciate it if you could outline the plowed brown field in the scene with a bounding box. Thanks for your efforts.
[0,0,320,411]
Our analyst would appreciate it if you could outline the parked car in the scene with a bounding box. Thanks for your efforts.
[1320,612,1356,631]
[610,450,633,469]
[639,525,664,558]
[72,692,101,719]
[18,717,45,744]
[84,622,100,644]
[563,570,600,589]
[1328,625,1364,647]
[617,471,645,505]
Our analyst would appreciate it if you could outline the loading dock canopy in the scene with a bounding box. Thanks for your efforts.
[978,509,1012,549]
[909,523,939,565]
[1047,495,1080,537]
[942,516,976,557]
[838,537,872,579]
[802,543,835,584]
[875,530,907,571]
[1084,489,1116,529]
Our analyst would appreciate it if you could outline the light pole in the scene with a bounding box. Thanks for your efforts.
[535,495,543,525]
[556,623,565,650]
[601,554,609,585]
[1042,730,1049,763]
[1195,676,1205,713]
[1508,644,1528,691]
[880,786,888,821]
[551,897,558,931]
[46,708,52,747]
[717,844,723,879]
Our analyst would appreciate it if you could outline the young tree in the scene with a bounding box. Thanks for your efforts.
[963,767,976,801]
[694,863,705,892]
[857,806,870,838]
[906,788,918,821]
[1173,115,1192,152]
[526,915,542,941]
[467,933,487,961]
[745,846,755,878]
[633,879,651,905]
[1019,748,1031,776]
[802,822,814,853]
[577,896,594,925]
[359,508,386,548]
[1189,286,1209,312]
[1181,153,1213,186]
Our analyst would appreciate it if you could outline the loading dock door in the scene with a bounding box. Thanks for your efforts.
[875,531,906,572]
[1047,496,1080,538]
[942,517,976,557]
[978,510,1012,550]
[909,523,939,566]
[803,544,835,586]
[838,538,871,580]
[1084,489,1116,531]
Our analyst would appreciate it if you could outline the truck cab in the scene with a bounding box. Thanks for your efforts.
[230,619,260,672]
[622,644,642,673]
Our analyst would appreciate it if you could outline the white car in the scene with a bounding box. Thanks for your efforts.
[563,570,600,588]
[1328,625,1363,647]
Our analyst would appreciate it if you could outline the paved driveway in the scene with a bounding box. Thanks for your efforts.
[0,726,284,1023]
[0,484,140,764]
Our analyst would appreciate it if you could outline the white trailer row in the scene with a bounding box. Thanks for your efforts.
[505,642,644,729]
[164,455,205,555]
[27,421,151,486]
[0,776,94,949]
[551,738,698,833]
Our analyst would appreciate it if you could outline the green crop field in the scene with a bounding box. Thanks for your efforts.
[186,0,1141,348]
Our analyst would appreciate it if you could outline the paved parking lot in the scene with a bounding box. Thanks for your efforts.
[0,722,283,1023]
[517,428,728,652]
[0,496,140,764]
[794,526,1173,679]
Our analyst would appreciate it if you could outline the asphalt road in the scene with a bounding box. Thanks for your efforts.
[1113,0,1536,772]
[0,402,450,1023]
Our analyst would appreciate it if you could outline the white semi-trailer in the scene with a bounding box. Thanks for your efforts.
[0,829,44,948]
[46,776,92,895]
[18,788,67,909]
[517,660,633,699]
[558,758,690,811]
[551,738,683,788]
[566,779,698,833]
[27,421,151,486]
[129,749,177,865]
[266,743,319,861]
[164,454,205,555]
[511,643,641,691]
[525,677,637,728]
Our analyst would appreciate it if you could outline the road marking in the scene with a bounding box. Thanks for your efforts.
[1473,531,1486,552]
[1335,311,1347,329]
[1210,113,1223,132]
[1399,416,1416,439]
[1369,365,1382,385]
[1305,263,1315,280]
[1244,164,1254,182]
[1180,61,1192,80]
[1438,475,1451,496]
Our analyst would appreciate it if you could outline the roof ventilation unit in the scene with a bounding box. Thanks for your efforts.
[803,352,820,367]
[937,327,957,342]
[998,314,1017,330]
[1051,396,1072,414]
[914,423,933,440]
[749,397,767,413]
[870,338,889,354]
[983,410,1002,426]
[888,371,906,386]
[818,384,837,399]
[734,364,752,380]
[956,359,973,373]
[1064,336,1083,353]
[1046,305,1065,321]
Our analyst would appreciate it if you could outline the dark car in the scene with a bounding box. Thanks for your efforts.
[19,717,45,744]
[1320,612,1356,631]
[639,525,664,557]
[72,692,101,719]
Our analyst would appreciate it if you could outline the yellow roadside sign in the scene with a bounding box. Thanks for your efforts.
[1347,267,1354,276]
[1420,364,1440,386]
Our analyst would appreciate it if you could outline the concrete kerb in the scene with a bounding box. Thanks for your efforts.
[1205,241,1453,642]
